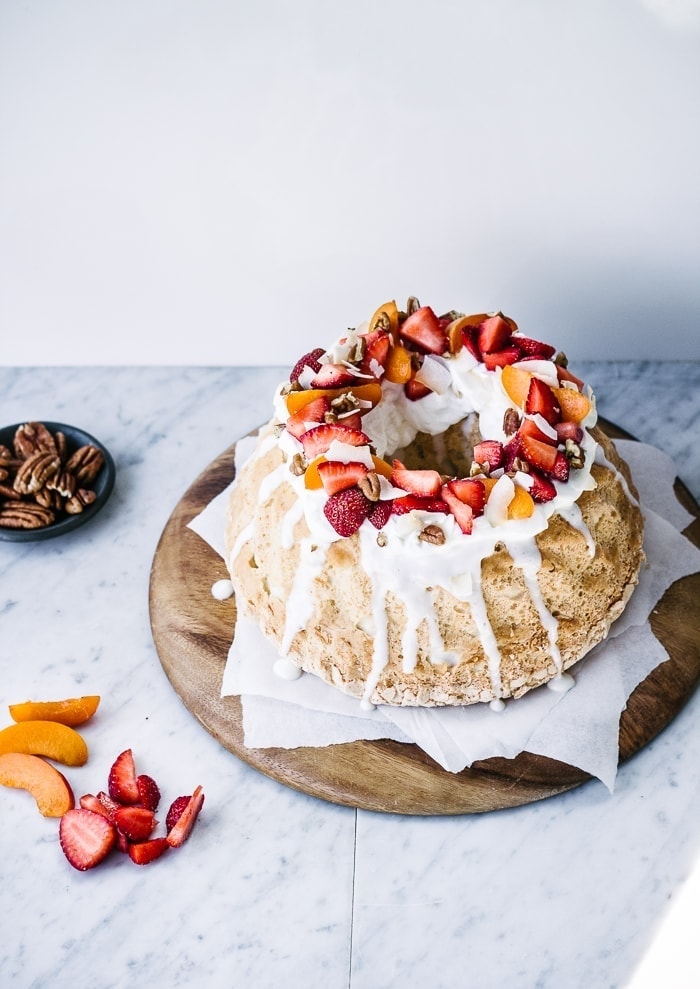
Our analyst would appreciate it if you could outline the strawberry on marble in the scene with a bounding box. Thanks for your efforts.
[59,807,116,871]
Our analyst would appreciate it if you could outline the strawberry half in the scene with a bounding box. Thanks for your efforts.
[108,749,140,805]
[165,795,192,833]
[473,440,504,472]
[299,424,370,460]
[59,807,116,871]
[79,793,113,821]
[478,314,512,354]
[461,326,482,363]
[441,485,474,534]
[285,396,331,439]
[514,336,556,359]
[529,469,557,503]
[482,346,521,370]
[391,495,450,516]
[390,465,442,499]
[520,434,559,474]
[317,460,369,495]
[114,806,157,843]
[323,487,371,536]
[445,478,486,516]
[309,363,357,389]
[136,774,161,812]
[360,329,391,376]
[128,836,170,866]
[367,500,392,529]
[525,377,561,426]
[399,306,448,355]
[166,786,205,848]
[290,348,325,383]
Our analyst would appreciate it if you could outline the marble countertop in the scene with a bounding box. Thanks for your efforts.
[1,361,698,989]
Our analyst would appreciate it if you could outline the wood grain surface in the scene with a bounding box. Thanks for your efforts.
[148,423,700,815]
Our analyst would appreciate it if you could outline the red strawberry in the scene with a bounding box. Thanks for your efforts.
[317,460,369,495]
[392,495,450,516]
[165,795,192,833]
[360,329,391,376]
[473,440,504,472]
[136,774,161,812]
[482,346,521,370]
[529,469,557,503]
[59,808,116,871]
[441,485,474,534]
[299,424,370,459]
[290,348,325,383]
[166,786,205,848]
[334,411,364,431]
[446,478,486,515]
[108,749,140,805]
[399,306,448,355]
[518,417,557,445]
[525,377,561,426]
[128,837,170,866]
[556,364,585,389]
[79,793,112,820]
[514,336,556,359]
[367,500,392,529]
[478,314,512,354]
[404,378,433,401]
[555,421,584,443]
[390,465,442,498]
[323,487,371,536]
[503,433,523,472]
[285,396,331,439]
[520,434,559,473]
[309,363,357,389]
[96,790,121,820]
[461,326,482,362]
[550,451,570,482]
[114,806,157,843]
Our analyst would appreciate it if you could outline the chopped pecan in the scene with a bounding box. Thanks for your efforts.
[13,422,58,460]
[0,502,56,529]
[289,453,306,477]
[65,445,104,485]
[503,408,521,436]
[419,523,446,545]
[65,488,97,515]
[13,451,61,495]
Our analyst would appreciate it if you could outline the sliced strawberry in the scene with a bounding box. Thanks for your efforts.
[79,793,112,820]
[165,795,192,833]
[96,790,121,821]
[403,378,433,401]
[290,348,325,383]
[390,465,442,498]
[525,377,561,426]
[128,837,170,866]
[136,774,161,812]
[503,433,523,472]
[166,785,205,848]
[285,396,331,439]
[367,500,392,529]
[299,424,370,460]
[399,306,448,355]
[114,806,157,842]
[309,363,357,389]
[555,421,584,443]
[59,807,116,871]
[461,326,482,362]
[323,488,371,537]
[317,460,369,495]
[520,434,559,473]
[478,314,512,354]
[473,440,504,472]
[482,346,521,370]
[108,749,140,805]
[514,336,556,359]
[446,478,486,515]
[550,451,570,482]
[360,329,391,376]
[529,469,557,503]
[518,418,557,445]
[556,364,585,390]
[441,485,474,534]
[391,495,450,516]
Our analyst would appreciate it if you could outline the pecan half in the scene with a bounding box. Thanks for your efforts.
[13,451,61,495]
[419,523,446,545]
[358,471,381,502]
[13,422,58,460]
[65,488,97,515]
[46,469,77,499]
[0,502,56,529]
[65,445,104,485]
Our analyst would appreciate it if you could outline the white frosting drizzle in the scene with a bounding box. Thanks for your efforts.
[594,445,640,507]
[233,327,640,703]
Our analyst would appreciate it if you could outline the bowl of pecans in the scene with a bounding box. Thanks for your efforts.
[0,421,116,541]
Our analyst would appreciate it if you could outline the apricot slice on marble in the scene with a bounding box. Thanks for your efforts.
[9,695,100,728]
[0,720,88,766]
[0,751,75,817]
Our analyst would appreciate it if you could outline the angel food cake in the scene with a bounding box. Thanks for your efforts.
[225,299,644,706]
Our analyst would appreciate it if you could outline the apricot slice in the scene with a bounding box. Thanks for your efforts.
[304,455,326,489]
[368,299,400,338]
[383,343,413,383]
[552,386,592,424]
[0,720,88,766]
[500,364,533,409]
[507,485,535,519]
[286,382,382,416]
[0,752,75,817]
[9,694,100,728]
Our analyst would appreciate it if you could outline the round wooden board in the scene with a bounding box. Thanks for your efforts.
[149,423,700,815]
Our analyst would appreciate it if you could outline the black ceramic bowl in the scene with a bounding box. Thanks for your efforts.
[0,421,115,542]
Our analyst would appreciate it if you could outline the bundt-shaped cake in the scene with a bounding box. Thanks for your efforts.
[225,299,644,707]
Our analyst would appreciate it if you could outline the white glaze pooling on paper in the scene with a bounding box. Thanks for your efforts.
[236,341,614,700]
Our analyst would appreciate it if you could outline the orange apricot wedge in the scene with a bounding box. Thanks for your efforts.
[368,299,400,338]
[552,386,592,423]
[0,752,75,817]
[9,695,100,728]
[500,364,533,409]
[0,720,88,766]
[383,343,413,383]
[507,485,535,519]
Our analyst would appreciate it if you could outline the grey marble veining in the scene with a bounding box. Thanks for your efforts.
[0,363,698,989]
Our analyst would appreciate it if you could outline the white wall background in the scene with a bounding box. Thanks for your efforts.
[0,0,698,367]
